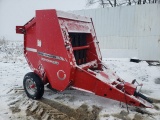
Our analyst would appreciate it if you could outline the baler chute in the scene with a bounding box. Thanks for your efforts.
[16,9,153,108]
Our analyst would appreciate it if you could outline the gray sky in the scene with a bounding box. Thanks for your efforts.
[0,0,98,40]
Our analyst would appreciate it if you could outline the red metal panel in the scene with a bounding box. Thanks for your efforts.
[57,11,91,23]
[25,18,36,30]
[124,82,136,95]
[73,67,97,93]
[36,10,71,91]
[24,22,39,72]
[58,18,91,33]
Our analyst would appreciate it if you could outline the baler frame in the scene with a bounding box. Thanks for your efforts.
[16,9,153,108]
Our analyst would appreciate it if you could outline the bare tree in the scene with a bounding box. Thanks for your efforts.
[86,0,159,8]
[86,0,115,7]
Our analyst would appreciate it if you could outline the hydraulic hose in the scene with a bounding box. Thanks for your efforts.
[134,91,153,103]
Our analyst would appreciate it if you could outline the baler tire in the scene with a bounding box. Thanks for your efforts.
[23,72,44,100]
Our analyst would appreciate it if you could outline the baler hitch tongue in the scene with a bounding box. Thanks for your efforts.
[131,80,153,107]
[124,81,153,108]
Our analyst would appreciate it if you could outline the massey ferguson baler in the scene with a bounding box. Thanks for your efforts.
[16,9,153,108]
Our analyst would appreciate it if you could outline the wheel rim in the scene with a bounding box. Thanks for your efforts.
[25,78,37,96]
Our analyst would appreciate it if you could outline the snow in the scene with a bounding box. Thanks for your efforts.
[103,58,160,99]
[0,41,160,119]
[0,62,29,119]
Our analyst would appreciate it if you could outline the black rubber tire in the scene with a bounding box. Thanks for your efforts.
[134,92,153,103]
[23,72,44,100]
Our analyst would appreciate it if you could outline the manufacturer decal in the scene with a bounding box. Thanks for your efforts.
[26,47,37,52]
[38,52,65,61]
[37,39,42,47]
[41,58,59,65]
[57,70,66,80]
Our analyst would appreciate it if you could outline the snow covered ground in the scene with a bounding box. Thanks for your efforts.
[0,41,160,120]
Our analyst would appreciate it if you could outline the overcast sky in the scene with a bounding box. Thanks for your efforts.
[0,0,98,40]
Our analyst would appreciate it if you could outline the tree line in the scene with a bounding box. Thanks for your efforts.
[86,0,160,8]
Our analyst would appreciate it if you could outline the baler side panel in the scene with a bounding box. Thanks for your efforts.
[36,10,71,91]
[24,23,39,72]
